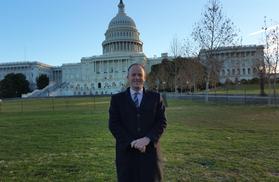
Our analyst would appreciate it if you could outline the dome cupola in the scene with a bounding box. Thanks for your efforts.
[102,0,143,55]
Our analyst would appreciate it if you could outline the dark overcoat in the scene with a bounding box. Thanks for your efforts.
[109,88,167,182]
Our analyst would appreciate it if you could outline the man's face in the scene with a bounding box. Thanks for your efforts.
[127,65,146,91]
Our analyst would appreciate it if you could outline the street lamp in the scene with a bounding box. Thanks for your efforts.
[155,79,160,92]
[161,81,168,107]
[0,99,2,113]
[186,80,189,94]
[259,65,266,96]
[162,81,166,93]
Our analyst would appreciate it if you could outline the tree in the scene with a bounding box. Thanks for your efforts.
[36,74,49,89]
[169,35,183,93]
[146,59,175,92]
[262,17,279,104]
[170,35,182,58]
[0,73,30,98]
[146,58,206,93]
[181,37,199,58]
[192,0,239,101]
[174,57,205,92]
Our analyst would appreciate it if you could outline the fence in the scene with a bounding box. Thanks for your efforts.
[0,96,110,113]
[166,92,279,105]
[0,91,278,113]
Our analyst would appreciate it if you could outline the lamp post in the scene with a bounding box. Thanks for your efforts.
[162,81,168,107]
[155,79,160,93]
[186,80,189,94]
[259,65,266,96]
[0,99,2,113]
[162,81,166,93]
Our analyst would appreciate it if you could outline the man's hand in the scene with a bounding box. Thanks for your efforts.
[131,137,151,153]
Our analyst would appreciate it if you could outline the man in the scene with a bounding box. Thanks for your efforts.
[109,63,167,182]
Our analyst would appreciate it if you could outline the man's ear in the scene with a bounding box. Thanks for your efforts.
[143,73,147,81]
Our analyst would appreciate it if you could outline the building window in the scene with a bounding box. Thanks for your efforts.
[98,83,102,88]
[248,68,251,74]
[227,69,230,75]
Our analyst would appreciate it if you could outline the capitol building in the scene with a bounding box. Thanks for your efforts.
[61,0,149,95]
[0,0,264,97]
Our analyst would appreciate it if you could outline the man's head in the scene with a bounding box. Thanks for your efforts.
[127,63,146,91]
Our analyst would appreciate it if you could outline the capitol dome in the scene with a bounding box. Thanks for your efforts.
[102,0,143,55]
[108,10,136,28]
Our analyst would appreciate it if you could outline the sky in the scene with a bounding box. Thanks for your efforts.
[0,0,278,66]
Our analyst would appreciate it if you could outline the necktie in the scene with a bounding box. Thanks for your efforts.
[133,92,139,107]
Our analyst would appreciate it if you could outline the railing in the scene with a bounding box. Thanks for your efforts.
[165,92,279,105]
[22,82,65,98]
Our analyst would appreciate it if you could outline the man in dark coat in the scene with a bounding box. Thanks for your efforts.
[109,63,167,182]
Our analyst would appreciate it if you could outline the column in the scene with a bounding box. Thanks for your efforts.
[126,59,128,71]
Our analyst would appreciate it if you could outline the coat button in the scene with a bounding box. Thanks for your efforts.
[137,127,141,132]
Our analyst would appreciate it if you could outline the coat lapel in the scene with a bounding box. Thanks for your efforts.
[125,88,137,109]
[139,88,148,109]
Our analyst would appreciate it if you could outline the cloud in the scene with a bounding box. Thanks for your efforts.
[248,24,279,36]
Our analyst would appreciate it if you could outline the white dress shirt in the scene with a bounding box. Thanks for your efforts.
[130,88,143,107]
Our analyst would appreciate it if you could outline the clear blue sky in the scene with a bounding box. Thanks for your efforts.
[0,0,278,66]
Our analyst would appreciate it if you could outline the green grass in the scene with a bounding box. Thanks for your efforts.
[208,84,279,95]
[0,97,279,181]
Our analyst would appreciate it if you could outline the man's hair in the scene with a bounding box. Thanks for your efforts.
[127,63,145,75]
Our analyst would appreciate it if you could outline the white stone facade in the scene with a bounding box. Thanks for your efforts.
[60,53,146,95]
[199,45,264,83]
[0,61,56,90]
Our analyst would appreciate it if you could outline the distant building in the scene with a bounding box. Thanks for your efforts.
[0,61,61,90]
[199,45,264,83]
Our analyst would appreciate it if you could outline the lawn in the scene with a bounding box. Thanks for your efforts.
[0,97,278,181]
[208,84,279,95]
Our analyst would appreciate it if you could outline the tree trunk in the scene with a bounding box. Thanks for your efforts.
[205,74,209,102]
[268,78,272,105]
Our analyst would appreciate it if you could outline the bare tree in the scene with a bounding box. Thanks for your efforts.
[147,58,205,93]
[273,26,279,98]
[262,17,279,104]
[170,35,182,58]
[146,60,175,92]
[192,0,239,102]
[176,57,205,93]
[169,35,183,93]
[181,38,199,57]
